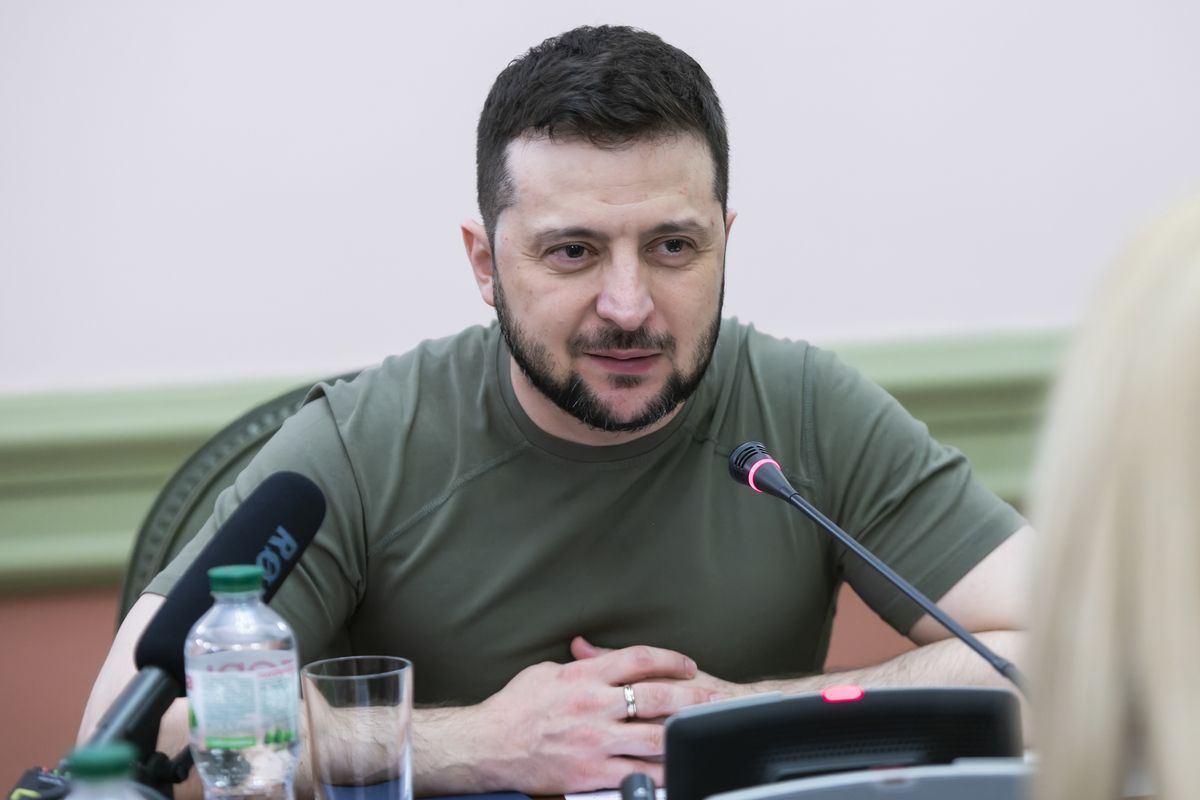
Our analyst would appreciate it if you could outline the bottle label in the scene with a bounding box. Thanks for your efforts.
[186,649,299,750]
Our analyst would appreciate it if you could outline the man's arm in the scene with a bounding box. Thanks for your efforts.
[80,596,718,798]
[574,526,1031,698]
[318,530,1030,798]
[409,647,719,795]
[907,523,1030,649]
[78,595,203,798]
[785,524,1031,693]
[784,520,1032,694]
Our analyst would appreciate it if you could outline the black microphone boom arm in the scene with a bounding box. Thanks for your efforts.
[87,667,178,753]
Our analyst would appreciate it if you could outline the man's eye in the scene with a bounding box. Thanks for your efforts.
[558,244,588,259]
[654,238,693,256]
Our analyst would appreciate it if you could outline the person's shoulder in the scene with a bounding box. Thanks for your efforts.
[393,323,498,367]
[377,323,497,381]
[702,319,819,426]
[292,325,506,463]
[714,320,892,403]
[314,324,498,412]
[698,320,828,486]
[730,320,813,358]
[293,323,516,507]
[716,318,819,388]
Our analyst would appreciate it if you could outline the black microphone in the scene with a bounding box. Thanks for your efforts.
[88,471,326,761]
[729,441,1026,694]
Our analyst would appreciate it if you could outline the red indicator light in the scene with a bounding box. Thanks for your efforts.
[821,685,865,703]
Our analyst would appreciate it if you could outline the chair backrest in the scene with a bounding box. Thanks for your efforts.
[117,370,361,623]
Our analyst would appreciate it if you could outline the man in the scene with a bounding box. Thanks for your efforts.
[81,25,1029,796]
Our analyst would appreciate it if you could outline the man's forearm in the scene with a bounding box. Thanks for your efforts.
[407,633,1025,795]
[411,705,496,795]
[740,631,1025,697]
[732,631,1031,746]
[406,648,711,796]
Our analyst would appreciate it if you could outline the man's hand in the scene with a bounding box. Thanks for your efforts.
[569,630,1027,712]
[414,643,720,795]
[568,636,750,702]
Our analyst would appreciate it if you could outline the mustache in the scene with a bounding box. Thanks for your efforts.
[568,327,677,355]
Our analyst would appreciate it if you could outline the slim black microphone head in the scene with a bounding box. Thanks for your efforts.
[728,440,796,499]
[729,441,771,485]
[134,471,326,691]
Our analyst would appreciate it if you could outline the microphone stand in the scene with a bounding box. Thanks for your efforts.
[86,668,190,798]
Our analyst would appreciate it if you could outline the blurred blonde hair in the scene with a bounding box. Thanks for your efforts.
[1030,194,1200,800]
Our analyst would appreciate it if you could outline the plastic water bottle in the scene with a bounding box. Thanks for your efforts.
[67,742,143,800]
[185,565,299,800]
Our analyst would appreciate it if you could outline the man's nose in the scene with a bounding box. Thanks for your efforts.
[595,251,654,331]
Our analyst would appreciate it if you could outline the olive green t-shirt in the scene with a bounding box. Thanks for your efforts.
[147,318,1022,704]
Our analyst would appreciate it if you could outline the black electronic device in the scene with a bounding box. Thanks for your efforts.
[664,687,1022,800]
[703,759,1030,800]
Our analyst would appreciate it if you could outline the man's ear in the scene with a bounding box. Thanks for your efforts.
[462,219,496,308]
[725,209,738,239]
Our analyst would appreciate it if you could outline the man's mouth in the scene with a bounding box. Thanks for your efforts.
[583,350,662,374]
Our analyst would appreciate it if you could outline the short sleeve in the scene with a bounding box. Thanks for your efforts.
[807,346,1025,634]
[143,394,368,665]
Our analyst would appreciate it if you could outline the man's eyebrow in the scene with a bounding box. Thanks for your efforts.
[644,219,714,239]
[531,227,607,249]
[531,220,715,248]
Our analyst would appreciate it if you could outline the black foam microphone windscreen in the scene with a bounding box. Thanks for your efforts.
[133,471,326,692]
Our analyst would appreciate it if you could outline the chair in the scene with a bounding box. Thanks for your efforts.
[117,370,361,623]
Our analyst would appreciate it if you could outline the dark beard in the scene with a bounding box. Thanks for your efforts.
[493,267,723,433]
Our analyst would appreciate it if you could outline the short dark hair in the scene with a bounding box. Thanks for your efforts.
[476,25,729,242]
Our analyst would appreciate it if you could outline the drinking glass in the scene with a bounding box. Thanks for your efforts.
[302,656,413,800]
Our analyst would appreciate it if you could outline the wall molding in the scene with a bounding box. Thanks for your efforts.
[0,331,1064,594]
[835,330,1063,504]
[0,379,310,593]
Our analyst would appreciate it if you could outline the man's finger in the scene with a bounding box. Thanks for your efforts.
[608,721,669,758]
[570,635,612,660]
[619,681,715,721]
[593,644,697,684]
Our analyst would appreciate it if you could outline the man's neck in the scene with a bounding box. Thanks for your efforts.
[508,359,683,447]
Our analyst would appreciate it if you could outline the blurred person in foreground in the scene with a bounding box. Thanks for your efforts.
[81,25,1031,796]
[1030,194,1200,800]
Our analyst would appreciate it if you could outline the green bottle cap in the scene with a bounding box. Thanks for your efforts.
[208,564,264,593]
[67,742,136,780]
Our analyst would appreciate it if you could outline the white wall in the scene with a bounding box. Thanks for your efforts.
[2,1,1198,394]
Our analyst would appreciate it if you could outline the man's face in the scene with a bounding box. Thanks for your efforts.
[483,133,731,433]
